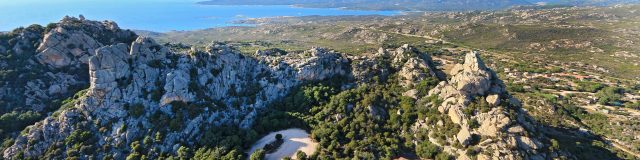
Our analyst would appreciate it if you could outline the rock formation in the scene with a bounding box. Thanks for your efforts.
[351,44,444,86]
[3,17,352,158]
[2,16,560,160]
[417,51,549,160]
[37,16,136,68]
[0,16,136,114]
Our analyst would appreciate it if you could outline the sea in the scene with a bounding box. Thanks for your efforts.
[0,0,398,32]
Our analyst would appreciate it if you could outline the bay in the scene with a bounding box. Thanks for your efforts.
[0,0,397,32]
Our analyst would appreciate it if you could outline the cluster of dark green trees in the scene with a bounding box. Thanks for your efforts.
[240,72,453,159]
[158,70,451,159]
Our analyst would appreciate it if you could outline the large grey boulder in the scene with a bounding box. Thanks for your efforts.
[36,27,103,68]
[36,16,136,68]
[295,48,350,81]
[448,51,495,96]
[457,127,474,146]
[161,69,194,106]
[89,43,130,98]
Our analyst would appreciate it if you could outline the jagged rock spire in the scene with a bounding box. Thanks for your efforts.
[420,51,546,160]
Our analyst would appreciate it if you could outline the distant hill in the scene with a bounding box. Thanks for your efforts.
[527,0,640,6]
[197,0,532,11]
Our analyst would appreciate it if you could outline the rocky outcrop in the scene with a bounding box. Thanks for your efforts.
[160,70,194,106]
[351,44,444,86]
[89,43,130,98]
[2,109,84,158]
[419,51,549,160]
[36,27,103,68]
[36,16,136,68]
[392,44,444,87]
[4,27,352,158]
[0,16,137,114]
[2,17,563,160]
[293,48,351,81]
[8,26,43,55]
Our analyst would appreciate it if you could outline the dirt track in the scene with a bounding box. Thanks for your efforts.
[248,128,318,160]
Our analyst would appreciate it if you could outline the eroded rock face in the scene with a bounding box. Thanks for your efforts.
[2,17,557,160]
[4,30,353,159]
[89,43,130,98]
[36,16,136,68]
[37,27,102,68]
[438,51,504,98]
[160,69,194,106]
[395,45,444,87]
[351,45,443,86]
[421,51,549,159]
[294,48,351,81]
[0,16,137,112]
[3,109,83,158]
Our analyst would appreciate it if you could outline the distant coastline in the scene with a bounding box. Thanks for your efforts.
[0,1,397,32]
[195,0,535,11]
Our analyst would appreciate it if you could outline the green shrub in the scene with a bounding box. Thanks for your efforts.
[177,146,191,160]
[296,151,307,160]
[507,83,526,93]
[127,103,145,118]
[435,152,453,160]
[576,81,605,93]
[596,87,624,105]
[169,114,184,131]
[469,119,480,129]
[44,23,58,33]
[147,60,163,68]
[250,149,265,160]
[0,111,41,135]
[416,141,440,158]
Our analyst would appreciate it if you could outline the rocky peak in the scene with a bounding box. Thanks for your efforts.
[294,48,351,81]
[36,16,137,68]
[129,37,167,64]
[8,26,43,55]
[392,44,444,87]
[433,51,504,100]
[3,23,354,158]
[420,51,548,160]
[351,44,444,86]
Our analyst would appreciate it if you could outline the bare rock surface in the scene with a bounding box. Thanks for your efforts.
[421,51,549,160]
[3,25,352,159]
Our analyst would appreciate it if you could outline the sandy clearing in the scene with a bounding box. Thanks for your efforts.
[248,128,317,160]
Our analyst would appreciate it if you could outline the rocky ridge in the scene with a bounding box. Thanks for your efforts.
[351,44,444,87]
[3,18,352,159]
[2,17,558,159]
[416,51,550,160]
[0,16,136,113]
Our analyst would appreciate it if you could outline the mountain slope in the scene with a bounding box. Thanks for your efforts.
[3,17,353,159]
[198,0,532,11]
[529,0,640,5]
[0,17,625,159]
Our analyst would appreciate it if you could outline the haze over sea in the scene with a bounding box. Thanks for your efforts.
[0,0,397,32]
